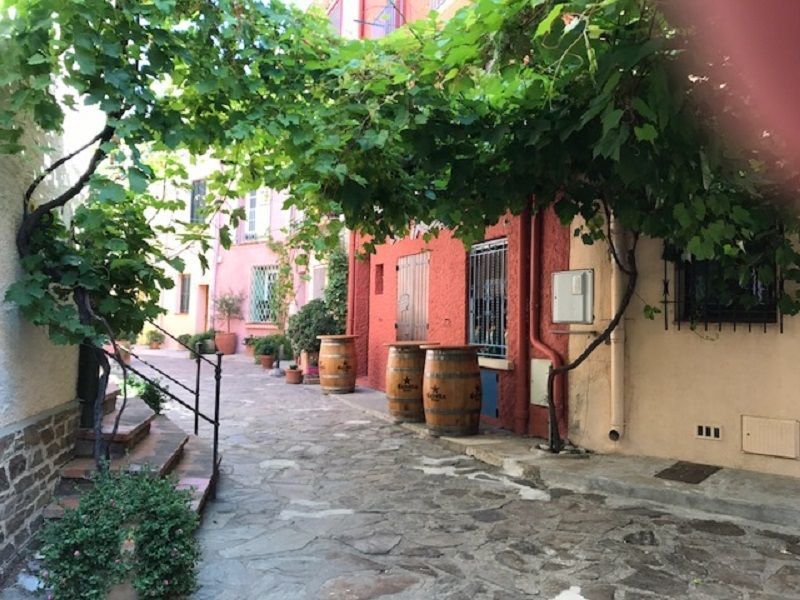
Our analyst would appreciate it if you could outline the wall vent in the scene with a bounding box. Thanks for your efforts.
[742,416,799,459]
[696,424,722,441]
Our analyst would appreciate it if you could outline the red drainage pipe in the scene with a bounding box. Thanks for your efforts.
[529,211,567,439]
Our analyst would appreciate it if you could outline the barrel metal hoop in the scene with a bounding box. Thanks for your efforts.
[424,407,481,416]
[423,372,480,380]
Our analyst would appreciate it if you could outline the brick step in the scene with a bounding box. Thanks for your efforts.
[173,436,222,515]
[74,398,155,457]
[60,416,188,481]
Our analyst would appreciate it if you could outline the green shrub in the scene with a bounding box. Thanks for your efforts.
[145,329,165,344]
[324,244,348,330]
[140,380,167,414]
[177,333,192,347]
[252,336,276,357]
[187,330,216,357]
[40,471,199,600]
[287,299,338,356]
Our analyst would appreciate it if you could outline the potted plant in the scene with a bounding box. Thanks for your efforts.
[253,336,276,369]
[287,299,339,382]
[145,329,165,349]
[187,330,216,359]
[243,335,257,356]
[285,364,303,384]
[212,291,245,355]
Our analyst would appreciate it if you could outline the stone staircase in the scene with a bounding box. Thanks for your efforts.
[44,386,220,519]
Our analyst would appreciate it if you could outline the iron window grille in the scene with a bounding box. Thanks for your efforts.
[660,245,782,333]
[469,238,508,357]
[178,274,191,314]
[190,179,206,224]
[250,265,279,322]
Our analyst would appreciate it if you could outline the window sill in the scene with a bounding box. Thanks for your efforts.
[245,322,276,329]
[478,357,513,371]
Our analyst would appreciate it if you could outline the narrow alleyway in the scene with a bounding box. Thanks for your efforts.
[3,351,800,599]
[148,352,800,599]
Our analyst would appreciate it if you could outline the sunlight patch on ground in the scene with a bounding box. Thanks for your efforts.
[278,508,355,520]
[552,586,586,600]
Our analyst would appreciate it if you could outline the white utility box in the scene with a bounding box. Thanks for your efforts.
[552,269,594,324]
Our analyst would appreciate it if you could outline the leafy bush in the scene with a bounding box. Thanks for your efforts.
[177,333,192,347]
[287,299,338,355]
[252,334,293,359]
[145,329,165,344]
[140,380,168,414]
[40,471,199,600]
[187,330,216,357]
[324,244,348,331]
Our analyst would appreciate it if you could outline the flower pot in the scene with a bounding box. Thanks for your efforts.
[285,369,303,384]
[260,354,275,369]
[148,342,161,350]
[245,344,254,357]
[214,332,237,355]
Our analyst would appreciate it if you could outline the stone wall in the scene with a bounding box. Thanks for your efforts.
[0,402,78,579]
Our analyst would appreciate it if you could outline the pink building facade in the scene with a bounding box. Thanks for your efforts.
[211,188,324,352]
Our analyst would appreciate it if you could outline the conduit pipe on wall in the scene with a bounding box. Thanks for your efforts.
[529,212,567,438]
[514,205,532,435]
[608,217,626,441]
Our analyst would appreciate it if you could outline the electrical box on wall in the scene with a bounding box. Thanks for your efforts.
[552,269,594,324]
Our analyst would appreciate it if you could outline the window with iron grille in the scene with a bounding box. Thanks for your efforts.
[677,258,778,325]
[178,274,191,314]
[364,0,403,38]
[190,179,206,224]
[469,239,508,357]
[250,265,278,322]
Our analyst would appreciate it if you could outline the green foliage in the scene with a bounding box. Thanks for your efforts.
[140,380,167,415]
[324,244,349,331]
[287,299,339,355]
[213,291,245,333]
[145,329,165,345]
[252,334,292,359]
[40,470,199,600]
[188,330,216,358]
[266,237,297,333]
[177,334,192,347]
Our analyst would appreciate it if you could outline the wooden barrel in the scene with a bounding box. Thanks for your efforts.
[422,345,481,436]
[384,342,436,423]
[318,335,357,393]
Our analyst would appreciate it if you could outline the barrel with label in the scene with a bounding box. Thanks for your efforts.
[318,335,358,394]
[421,345,481,436]
[384,342,437,423]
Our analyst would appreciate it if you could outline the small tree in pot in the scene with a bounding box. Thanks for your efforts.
[253,336,277,369]
[213,291,245,354]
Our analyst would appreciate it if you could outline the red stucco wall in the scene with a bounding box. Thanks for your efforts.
[350,207,570,437]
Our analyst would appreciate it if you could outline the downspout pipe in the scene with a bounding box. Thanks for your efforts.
[609,217,626,441]
[346,230,357,336]
[529,211,567,440]
[514,205,531,435]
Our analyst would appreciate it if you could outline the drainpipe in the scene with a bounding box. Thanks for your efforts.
[347,230,357,336]
[609,217,626,441]
[529,211,567,438]
[514,205,531,435]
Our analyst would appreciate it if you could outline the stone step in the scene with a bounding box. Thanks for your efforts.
[74,397,155,457]
[60,416,188,481]
[173,436,222,515]
[104,384,120,415]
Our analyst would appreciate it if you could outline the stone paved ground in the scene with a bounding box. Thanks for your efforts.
[4,350,800,599]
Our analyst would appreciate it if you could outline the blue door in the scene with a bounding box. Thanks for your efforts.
[480,369,499,418]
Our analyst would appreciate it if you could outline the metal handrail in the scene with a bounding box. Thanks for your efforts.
[146,320,217,367]
[104,326,223,498]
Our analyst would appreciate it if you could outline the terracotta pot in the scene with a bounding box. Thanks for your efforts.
[214,332,237,355]
[285,369,303,384]
[260,354,275,369]
[245,344,254,356]
[148,342,161,350]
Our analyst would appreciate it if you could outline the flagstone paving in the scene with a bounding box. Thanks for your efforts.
[4,351,800,599]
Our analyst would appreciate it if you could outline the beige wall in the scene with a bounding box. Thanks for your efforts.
[568,230,800,477]
[0,113,107,427]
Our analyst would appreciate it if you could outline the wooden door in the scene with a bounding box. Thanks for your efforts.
[396,253,429,341]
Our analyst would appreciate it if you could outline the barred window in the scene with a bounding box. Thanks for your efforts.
[190,180,205,224]
[364,0,403,38]
[678,259,777,325]
[178,274,191,314]
[250,265,278,322]
[468,239,508,357]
